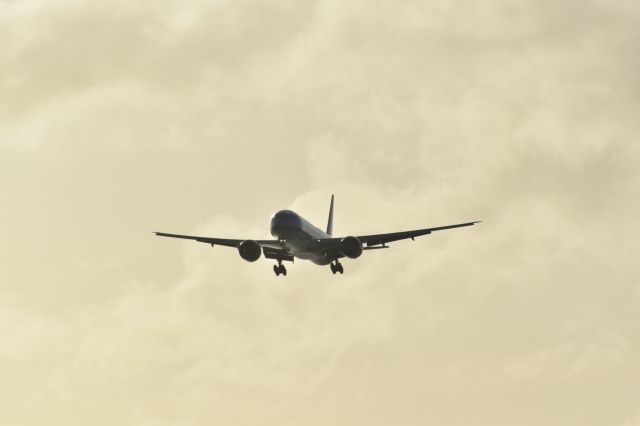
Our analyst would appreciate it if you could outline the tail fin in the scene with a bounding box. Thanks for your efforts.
[326,194,335,236]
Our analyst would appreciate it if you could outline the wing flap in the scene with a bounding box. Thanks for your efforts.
[263,247,294,262]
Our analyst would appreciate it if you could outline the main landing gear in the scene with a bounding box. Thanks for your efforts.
[273,260,287,276]
[330,261,344,275]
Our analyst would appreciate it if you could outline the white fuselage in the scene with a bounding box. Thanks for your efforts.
[270,210,333,265]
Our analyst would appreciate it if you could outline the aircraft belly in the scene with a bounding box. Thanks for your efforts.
[281,230,330,265]
[292,249,330,265]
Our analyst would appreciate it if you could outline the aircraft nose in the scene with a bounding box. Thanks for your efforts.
[270,210,301,237]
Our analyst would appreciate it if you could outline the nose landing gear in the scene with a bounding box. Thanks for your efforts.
[330,261,344,274]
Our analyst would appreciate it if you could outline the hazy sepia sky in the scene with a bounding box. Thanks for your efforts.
[1,0,639,425]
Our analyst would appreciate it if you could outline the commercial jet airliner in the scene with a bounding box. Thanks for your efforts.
[155,195,480,276]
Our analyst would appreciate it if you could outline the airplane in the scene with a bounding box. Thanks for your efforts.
[155,195,480,276]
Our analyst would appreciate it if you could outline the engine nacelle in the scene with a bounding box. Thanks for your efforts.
[238,240,262,262]
[340,236,363,259]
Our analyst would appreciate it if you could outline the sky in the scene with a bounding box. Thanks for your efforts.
[1,0,639,424]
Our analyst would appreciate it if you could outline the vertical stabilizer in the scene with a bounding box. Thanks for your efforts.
[326,194,334,236]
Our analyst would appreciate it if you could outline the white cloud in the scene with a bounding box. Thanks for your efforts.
[622,414,640,426]
[1,0,640,424]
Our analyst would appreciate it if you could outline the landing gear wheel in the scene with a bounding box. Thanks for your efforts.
[330,262,343,275]
[274,263,287,276]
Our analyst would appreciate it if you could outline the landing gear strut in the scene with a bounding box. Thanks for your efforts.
[273,260,287,276]
[330,261,344,275]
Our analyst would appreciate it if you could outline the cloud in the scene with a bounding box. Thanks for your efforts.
[505,331,628,381]
[1,0,640,425]
[622,414,640,426]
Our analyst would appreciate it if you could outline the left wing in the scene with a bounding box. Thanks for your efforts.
[154,232,284,251]
[357,221,481,248]
[317,221,480,256]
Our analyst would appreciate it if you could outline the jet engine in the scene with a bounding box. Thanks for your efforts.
[339,236,363,259]
[238,240,262,262]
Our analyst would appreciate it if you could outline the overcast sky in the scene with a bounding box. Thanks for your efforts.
[1,0,639,425]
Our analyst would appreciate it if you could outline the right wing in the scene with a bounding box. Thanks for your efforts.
[154,232,285,251]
